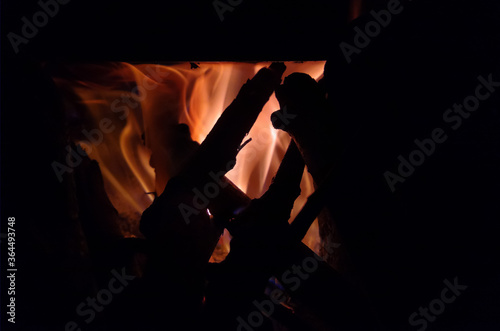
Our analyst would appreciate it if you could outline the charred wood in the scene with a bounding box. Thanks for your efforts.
[272,73,335,185]
[137,63,286,330]
[205,141,376,330]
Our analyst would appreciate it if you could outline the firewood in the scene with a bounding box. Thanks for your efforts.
[271,72,334,185]
[182,62,287,180]
[226,140,304,237]
[156,123,252,223]
[137,64,287,330]
[207,139,376,330]
[140,63,286,250]
[204,140,305,330]
[272,72,357,285]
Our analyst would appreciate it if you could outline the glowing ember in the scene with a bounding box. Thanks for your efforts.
[53,61,326,260]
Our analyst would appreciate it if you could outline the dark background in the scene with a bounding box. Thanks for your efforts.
[2,0,354,61]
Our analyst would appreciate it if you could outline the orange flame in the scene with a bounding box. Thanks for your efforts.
[54,61,326,259]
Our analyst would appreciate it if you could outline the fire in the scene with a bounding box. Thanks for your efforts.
[53,61,326,260]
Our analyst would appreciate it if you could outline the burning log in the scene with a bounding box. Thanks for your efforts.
[140,62,286,244]
[140,63,285,249]
[138,63,370,330]
[272,72,355,276]
[137,63,286,329]
[205,139,376,330]
[204,140,306,330]
[223,140,306,271]
[226,140,305,237]
[271,72,335,185]
[182,62,287,180]
[157,123,252,222]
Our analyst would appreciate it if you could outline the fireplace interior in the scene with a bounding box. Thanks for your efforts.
[2,0,500,330]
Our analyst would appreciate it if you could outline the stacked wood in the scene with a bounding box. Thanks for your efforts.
[137,63,287,330]
[205,141,376,330]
